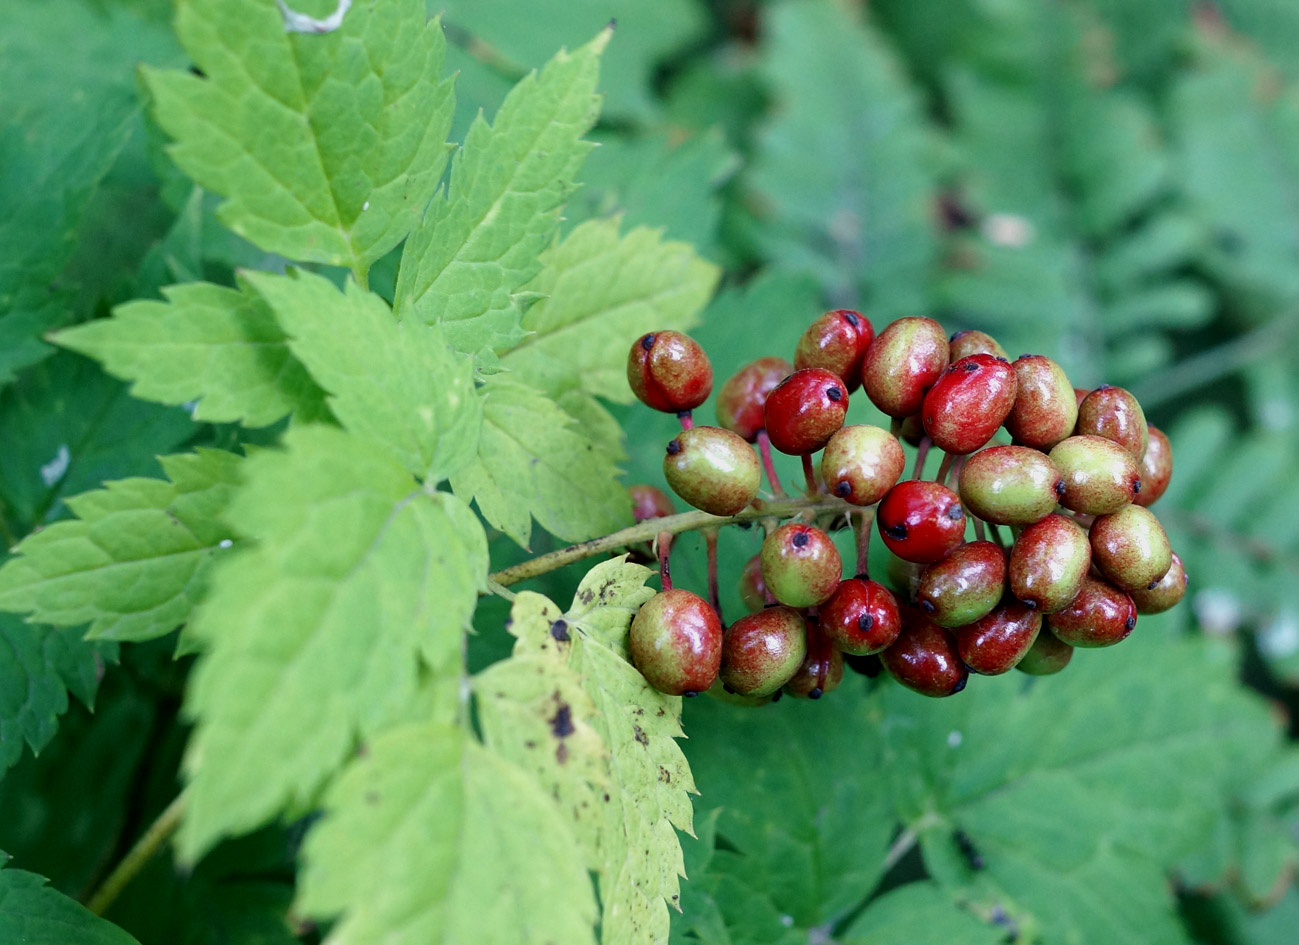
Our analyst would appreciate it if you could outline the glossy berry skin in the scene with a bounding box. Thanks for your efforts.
[721,606,808,697]
[763,368,849,455]
[1048,435,1140,515]
[918,541,1006,628]
[663,426,760,516]
[629,484,675,523]
[949,329,1008,361]
[1089,504,1172,592]
[1130,552,1187,614]
[958,446,1063,526]
[861,316,950,418]
[820,425,906,506]
[958,599,1042,675]
[738,553,769,613]
[1004,355,1078,451]
[1134,426,1172,507]
[820,577,902,655]
[880,611,969,698]
[898,414,926,447]
[783,621,844,699]
[717,357,792,442]
[794,309,874,391]
[1016,629,1074,676]
[629,589,722,696]
[761,523,843,608]
[1009,514,1091,613]
[628,331,713,413]
[1046,576,1136,648]
[1077,386,1149,460]
[922,354,1018,454]
[877,480,967,564]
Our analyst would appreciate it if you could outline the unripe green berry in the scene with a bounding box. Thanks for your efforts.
[957,598,1042,675]
[1004,355,1078,451]
[861,316,950,418]
[1129,552,1187,614]
[1048,435,1141,515]
[1077,385,1149,460]
[958,445,1064,526]
[721,606,808,697]
[1008,513,1091,613]
[1016,629,1074,676]
[1088,504,1172,593]
[760,523,843,608]
[663,426,760,516]
[917,540,1006,628]
[629,589,722,696]
[1045,576,1136,648]
[820,424,906,506]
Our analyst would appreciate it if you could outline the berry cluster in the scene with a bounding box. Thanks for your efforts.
[624,317,1186,702]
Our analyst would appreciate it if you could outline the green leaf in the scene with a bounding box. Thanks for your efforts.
[242,270,482,482]
[0,868,140,944]
[499,218,720,402]
[394,30,608,355]
[840,882,1006,945]
[0,616,115,773]
[0,449,243,642]
[54,279,327,429]
[144,0,454,271]
[450,376,629,547]
[297,722,598,945]
[179,426,487,859]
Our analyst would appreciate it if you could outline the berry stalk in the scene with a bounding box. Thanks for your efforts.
[704,527,722,622]
[756,429,785,498]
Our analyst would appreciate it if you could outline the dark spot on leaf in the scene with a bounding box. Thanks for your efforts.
[550,619,570,641]
[633,725,649,746]
[550,702,575,739]
[556,742,569,765]
[658,766,671,783]
[365,791,380,805]
[578,589,594,605]
[603,793,611,802]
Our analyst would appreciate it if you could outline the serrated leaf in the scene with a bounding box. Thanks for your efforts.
[450,376,629,548]
[297,722,597,945]
[394,30,608,355]
[0,868,140,945]
[499,218,720,402]
[0,449,242,643]
[54,279,328,428]
[840,882,1006,945]
[0,616,115,773]
[144,0,454,271]
[243,269,481,482]
[179,426,487,859]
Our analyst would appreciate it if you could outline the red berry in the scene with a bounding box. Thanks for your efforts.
[1045,576,1136,648]
[629,484,675,523]
[917,540,1006,628]
[782,619,844,699]
[629,589,722,696]
[880,609,968,697]
[1004,355,1078,451]
[627,331,713,414]
[877,480,966,564]
[1129,552,1186,614]
[820,577,902,655]
[760,523,843,608]
[958,598,1042,675]
[1077,385,1149,460]
[716,356,792,441]
[794,309,874,391]
[948,329,1008,361]
[1134,426,1172,507]
[738,553,769,613]
[763,368,849,455]
[819,424,906,506]
[1008,514,1091,613]
[861,316,950,418]
[720,606,808,697]
[922,354,1018,454]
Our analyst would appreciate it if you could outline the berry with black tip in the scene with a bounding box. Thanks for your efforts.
[717,356,793,442]
[1088,504,1172,592]
[880,609,969,697]
[1008,513,1091,613]
[1077,385,1149,460]
[794,309,874,390]
[783,620,844,699]
[861,316,950,418]
[627,331,713,413]
[922,354,1018,454]
[820,577,902,655]
[663,426,761,516]
[1045,576,1136,647]
[1049,435,1141,515]
[820,424,906,506]
[877,480,967,564]
[721,606,808,697]
[1016,629,1074,676]
[958,598,1042,675]
[763,368,849,455]
[917,540,1006,628]
[760,523,843,608]
[629,589,723,696]
[1134,426,1172,507]
[1130,552,1187,614]
[1004,354,1078,451]
[958,446,1063,526]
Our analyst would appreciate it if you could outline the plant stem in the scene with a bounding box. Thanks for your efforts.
[912,437,931,480]
[756,430,784,498]
[987,522,1005,550]
[802,453,819,495]
[854,508,875,578]
[971,515,986,542]
[935,451,954,487]
[678,410,694,431]
[488,494,856,588]
[657,530,674,591]
[704,528,721,622]
[86,792,187,916]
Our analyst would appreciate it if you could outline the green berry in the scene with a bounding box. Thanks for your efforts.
[949,329,1008,361]
[917,540,1006,628]
[760,523,843,608]
[820,424,906,506]
[721,606,808,697]
[861,316,950,418]
[629,589,722,696]
[663,426,761,516]
[1008,513,1091,613]
[1048,435,1140,515]
[1004,355,1078,451]
[958,445,1063,526]
[1016,629,1074,676]
[1088,504,1172,593]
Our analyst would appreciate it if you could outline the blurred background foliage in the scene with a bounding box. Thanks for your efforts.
[3,0,1299,943]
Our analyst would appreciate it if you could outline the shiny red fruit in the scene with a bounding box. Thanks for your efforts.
[763,368,849,455]
[880,609,969,697]
[861,317,950,418]
[958,599,1042,674]
[716,356,792,442]
[1134,426,1172,507]
[627,331,713,414]
[794,309,874,391]
[877,480,967,564]
[783,620,844,699]
[922,354,1018,454]
[1046,576,1136,648]
[819,577,902,655]
[629,484,675,523]
[629,589,722,696]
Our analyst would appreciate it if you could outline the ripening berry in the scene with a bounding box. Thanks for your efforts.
[627,331,713,413]
[1129,552,1187,614]
[917,540,1006,628]
[738,553,769,613]
[716,356,792,441]
[957,598,1042,675]
[820,577,902,655]
[1008,514,1091,613]
[1016,628,1074,676]
[898,414,926,447]
[760,523,843,608]
[663,426,761,516]
[721,606,808,697]
[877,480,967,564]
[783,620,844,699]
[922,354,1018,454]
[948,329,1008,362]
[629,589,723,695]
[794,309,874,391]
[861,316,950,418]
[1004,355,1078,451]
[1077,386,1149,460]
[1045,576,1136,648]
[820,424,906,506]
[1088,504,1172,592]
[1048,435,1141,515]
[629,484,675,523]
[958,446,1063,526]
[880,610,969,697]
[1134,426,1172,507]
[763,368,849,455]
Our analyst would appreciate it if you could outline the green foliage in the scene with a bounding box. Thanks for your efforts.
[0,868,141,945]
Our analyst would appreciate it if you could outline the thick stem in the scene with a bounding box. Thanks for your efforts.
[657,530,674,591]
[756,429,785,498]
[934,451,955,487]
[912,437,931,481]
[802,453,819,495]
[677,410,694,431]
[704,528,721,622]
[86,792,187,915]
[854,508,875,578]
[987,522,1006,550]
[971,516,986,542]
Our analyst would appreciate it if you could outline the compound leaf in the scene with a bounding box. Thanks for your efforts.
[0,449,242,643]
[179,426,487,859]
[243,269,481,482]
[394,30,608,355]
[145,0,454,271]
[0,868,140,945]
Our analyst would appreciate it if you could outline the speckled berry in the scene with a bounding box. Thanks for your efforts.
[1046,576,1136,648]
[958,446,1063,526]
[877,480,967,564]
[721,606,808,697]
[760,523,843,608]
[1016,629,1073,676]
[629,484,675,523]
[1089,504,1172,592]
[763,368,849,455]
[880,610,969,697]
[917,541,1006,628]
[820,577,902,655]
[1049,435,1140,515]
[1134,426,1172,507]
[949,329,1008,361]
[783,620,844,699]
[1129,552,1187,614]
[820,424,906,506]
[1004,355,1078,451]
[716,356,793,442]
[663,426,761,516]
[861,317,950,418]
[922,354,1018,454]
[628,331,713,413]
[1008,514,1091,613]
[629,589,722,696]
[795,309,874,391]
[1077,386,1149,460]
[738,553,769,613]
[958,598,1042,675]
